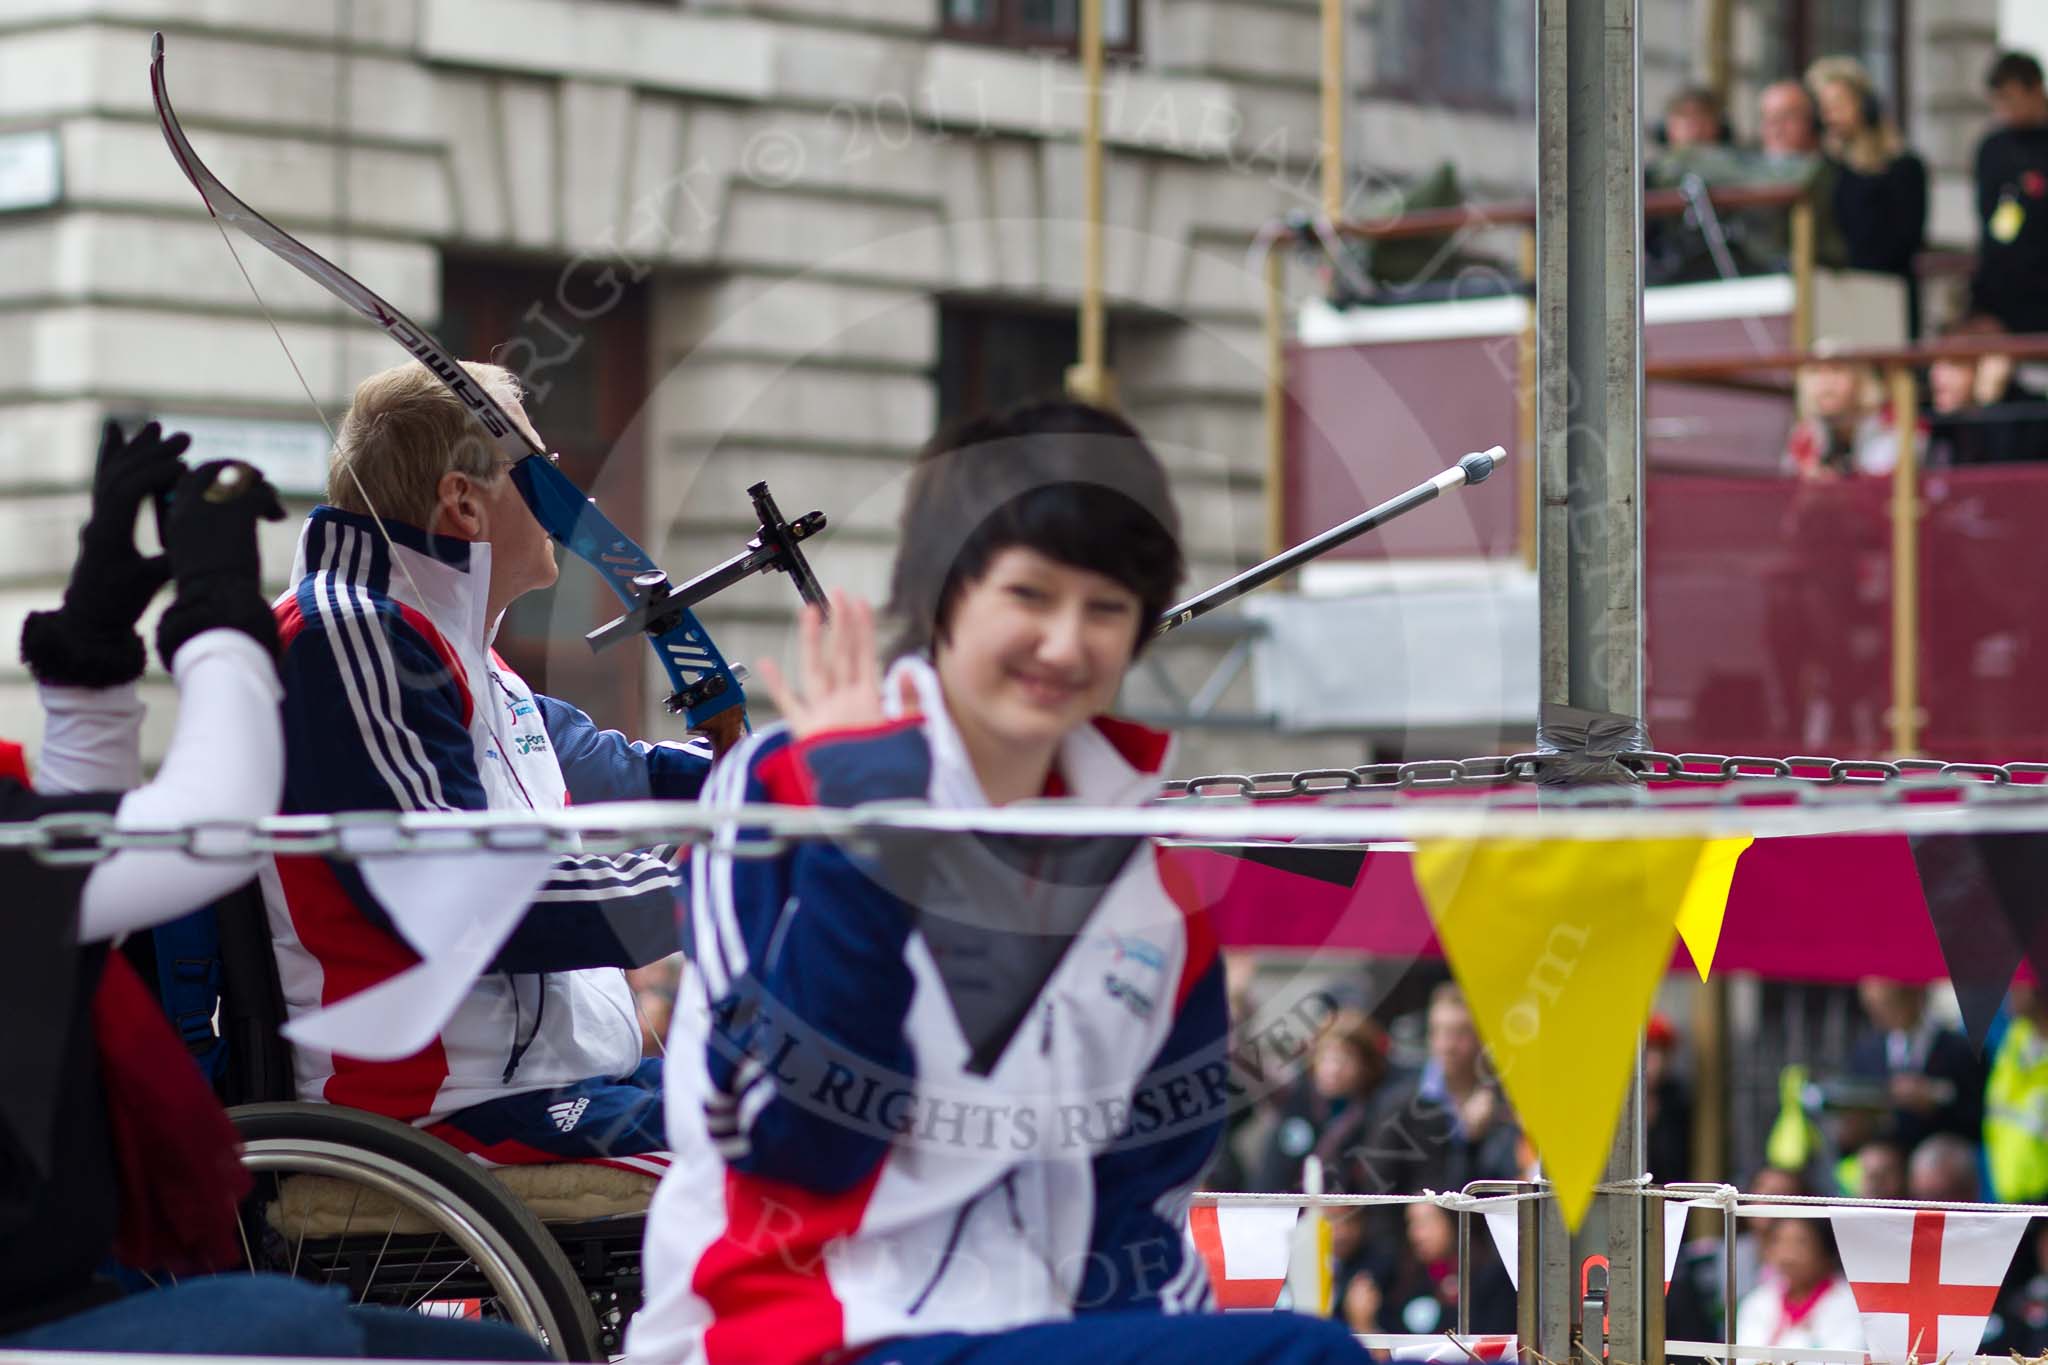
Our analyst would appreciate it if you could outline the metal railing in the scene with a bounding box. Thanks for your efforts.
[1201,1176,2048,1362]
[1648,333,2048,757]
[1253,181,1815,567]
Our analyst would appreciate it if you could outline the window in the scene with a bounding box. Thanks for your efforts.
[942,0,1136,56]
[1767,0,1909,113]
[439,258,652,734]
[1372,0,1534,114]
[935,303,1087,425]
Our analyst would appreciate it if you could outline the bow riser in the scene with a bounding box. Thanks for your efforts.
[509,457,744,723]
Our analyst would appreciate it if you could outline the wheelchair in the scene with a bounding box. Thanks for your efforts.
[138,884,657,1361]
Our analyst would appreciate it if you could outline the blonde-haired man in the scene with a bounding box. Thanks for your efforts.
[260,359,706,1173]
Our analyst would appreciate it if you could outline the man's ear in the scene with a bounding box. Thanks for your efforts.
[434,470,485,539]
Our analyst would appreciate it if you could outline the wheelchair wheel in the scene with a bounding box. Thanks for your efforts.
[230,1103,605,1361]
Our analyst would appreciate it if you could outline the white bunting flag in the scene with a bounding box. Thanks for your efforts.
[1483,1198,1690,1292]
[1188,1205,1300,1310]
[1830,1208,2030,1365]
[282,850,554,1059]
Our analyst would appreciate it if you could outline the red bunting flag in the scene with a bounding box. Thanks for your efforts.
[1831,1208,2030,1364]
[1187,1205,1299,1310]
[1391,1335,1517,1361]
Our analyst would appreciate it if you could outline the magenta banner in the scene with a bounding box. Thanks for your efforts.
[1168,833,1950,983]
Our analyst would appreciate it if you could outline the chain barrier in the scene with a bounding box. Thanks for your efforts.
[1158,751,2048,799]
[15,751,2048,866]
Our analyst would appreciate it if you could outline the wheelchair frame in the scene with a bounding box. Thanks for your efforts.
[141,884,654,1361]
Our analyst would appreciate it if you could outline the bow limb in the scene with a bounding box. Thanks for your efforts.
[150,34,538,464]
[149,32,749,735]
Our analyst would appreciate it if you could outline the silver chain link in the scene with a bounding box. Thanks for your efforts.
[12,751,2048,866]
[1158,751,2048,799]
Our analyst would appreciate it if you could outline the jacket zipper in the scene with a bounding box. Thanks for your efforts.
[906,1187,986,1315]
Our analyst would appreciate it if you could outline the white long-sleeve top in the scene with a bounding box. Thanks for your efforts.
[32,628,284,941]
[1735,1274,1866,1365]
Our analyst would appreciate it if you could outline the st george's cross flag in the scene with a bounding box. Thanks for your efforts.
[1831,1208,2030,1364]
[1188,1205,1300,1309]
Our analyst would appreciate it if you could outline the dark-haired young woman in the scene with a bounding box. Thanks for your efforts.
[628,400,1369,1363]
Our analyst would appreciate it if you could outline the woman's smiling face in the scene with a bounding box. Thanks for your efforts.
[932,545,1142,768]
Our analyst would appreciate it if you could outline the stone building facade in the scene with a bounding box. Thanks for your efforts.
[0,0,2016,775]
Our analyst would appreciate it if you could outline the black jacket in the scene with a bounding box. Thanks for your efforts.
[1831,150,1928,276]
[1972,125,2048,334]
[0,780,122,1337]
[1847,1022,1986,1154]
[1351,1069,1522,1197]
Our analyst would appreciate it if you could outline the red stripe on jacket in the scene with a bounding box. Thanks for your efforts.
[1156,845,1219,1014]
[400,604,473,728]
[695,1166,885,1365]
[274,854,450,1118]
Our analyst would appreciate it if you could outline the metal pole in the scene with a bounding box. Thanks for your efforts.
[1264,247,1288,558]
[1519,228,1539,571]
[1536,0,1651,1362]
[1457,1204,1472,1336]
[1889,362,1921,756]
[1704,0,1733,108]
[1791,199,1817,352]
[1067,0,1112,407]
[1321,0,1345,221]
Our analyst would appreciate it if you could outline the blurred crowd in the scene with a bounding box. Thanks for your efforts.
[1638,49,2048,480]
[1645,58,1926,292]
[1778,315,2048,479]
[1201,967,2048,1358]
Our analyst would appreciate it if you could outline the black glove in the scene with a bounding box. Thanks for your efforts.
[21,421,188,687]
[154,460,288,670]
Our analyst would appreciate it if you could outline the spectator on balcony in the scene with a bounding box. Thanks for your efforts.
[1807,57,1928,330]
[1658,85,1734,153]
[1930,315,2019,415]
[1971,51,2048,337]
[1733,80,1838,275]
[1926,313,2048,465]
[1783,352,1909,478]
[1760,80,1824,163]
[1648,87,1755,283]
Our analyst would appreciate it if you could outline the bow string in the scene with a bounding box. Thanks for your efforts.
[148,33,819,743]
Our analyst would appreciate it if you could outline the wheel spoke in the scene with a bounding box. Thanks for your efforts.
[395,1229,441,1307]
[234,1196,256,1272]
[235,1132,594,1356]
[404,1254,470,1313]
[365,1209,402,1289]
[290,1201,308,1279]
[324,1186,365,1283]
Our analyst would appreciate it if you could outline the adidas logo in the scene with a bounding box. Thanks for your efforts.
[548,1098,590,1134]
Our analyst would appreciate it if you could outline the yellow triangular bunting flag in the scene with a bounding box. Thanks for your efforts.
[1414,837,1698,1232]
[1675,837,1751,981]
